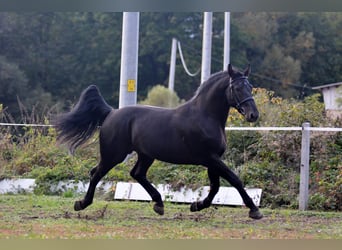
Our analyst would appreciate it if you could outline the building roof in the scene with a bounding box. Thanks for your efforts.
[312,82,342,90]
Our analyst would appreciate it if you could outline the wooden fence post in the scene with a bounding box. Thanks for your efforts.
[299,122,310,210]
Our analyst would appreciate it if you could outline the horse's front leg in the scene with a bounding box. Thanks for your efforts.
[190,167,219,212]
[198,155,263,220]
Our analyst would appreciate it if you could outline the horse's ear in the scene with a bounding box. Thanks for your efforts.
[244,64,251,76]
[228,63,234,77]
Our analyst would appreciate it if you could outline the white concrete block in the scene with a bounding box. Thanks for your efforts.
[114,181,262,207]
[0,178,36,194]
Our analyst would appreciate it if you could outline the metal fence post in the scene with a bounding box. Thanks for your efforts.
[299,122,310,210]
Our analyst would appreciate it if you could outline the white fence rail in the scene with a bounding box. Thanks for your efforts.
[226,126,301,131]
[1,122,342,210]
[0,122,52,127]
[226,126,342,132]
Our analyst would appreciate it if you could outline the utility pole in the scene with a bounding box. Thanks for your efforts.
[201,12,212,84]
[119,12,140,108]
[223,12,230,71]
[168,38,177,92]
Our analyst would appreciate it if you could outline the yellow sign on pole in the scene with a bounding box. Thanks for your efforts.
[127,79,136,92]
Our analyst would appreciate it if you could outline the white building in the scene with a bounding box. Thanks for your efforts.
[312,82,342,118]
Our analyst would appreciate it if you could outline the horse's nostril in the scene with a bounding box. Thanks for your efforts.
[250,112,259,121]
[246,112,257,122]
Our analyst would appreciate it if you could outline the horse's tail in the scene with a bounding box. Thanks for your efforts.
[54,85,112,154]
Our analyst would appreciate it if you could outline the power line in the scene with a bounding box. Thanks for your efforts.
[177,40,200,77]
[178,42,312,90]
[251,73,312,89]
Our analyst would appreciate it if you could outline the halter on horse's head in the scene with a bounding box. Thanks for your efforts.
[227,64,259,122]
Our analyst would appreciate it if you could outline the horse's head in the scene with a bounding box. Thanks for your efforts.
[226,64,259,122]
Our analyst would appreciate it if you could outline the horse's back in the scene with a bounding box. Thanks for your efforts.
[100,105,176,145]
[99,105,198,162]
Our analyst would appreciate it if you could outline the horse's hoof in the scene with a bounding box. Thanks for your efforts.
[249,209,263,220]
[153,204,164,215]
[74,200,84,211]
[190,202,198,212]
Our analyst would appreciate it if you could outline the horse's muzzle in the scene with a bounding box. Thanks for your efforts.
[238,100,259,123]
[238,105,259,122]
[245,110,259,122]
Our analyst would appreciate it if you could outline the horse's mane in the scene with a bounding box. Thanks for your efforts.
[192,70,230,100]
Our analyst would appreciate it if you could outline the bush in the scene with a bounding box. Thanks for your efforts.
[0,126,98,194]
[309,131,342,210]
[105,154,208,191]
[239,161,299,209]
[148,161,208,190]
[140,85,182,107]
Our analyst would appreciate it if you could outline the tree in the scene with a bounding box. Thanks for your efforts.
[0,56,28,117]
[138,13,203,101]
[300,13,342,85]
[259,44,302,98]
[0,12,341,120]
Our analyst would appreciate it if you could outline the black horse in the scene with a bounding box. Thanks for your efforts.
[55,64,263,219]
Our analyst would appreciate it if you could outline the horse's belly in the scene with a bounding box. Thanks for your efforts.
[133,136,199,164]
[154,148,198,165]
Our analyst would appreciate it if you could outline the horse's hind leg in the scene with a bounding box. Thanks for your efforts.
[130,153,164,215]
[74,152,127,211]
[74,160,111,211]
[89,166,97,177]
[190,168,220,212]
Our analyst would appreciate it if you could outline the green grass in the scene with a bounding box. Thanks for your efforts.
[0,194,341,239]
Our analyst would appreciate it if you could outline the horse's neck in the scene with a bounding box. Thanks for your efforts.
[190,92,230,128]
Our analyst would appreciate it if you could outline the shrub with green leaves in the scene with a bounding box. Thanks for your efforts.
[0,126,98,194]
